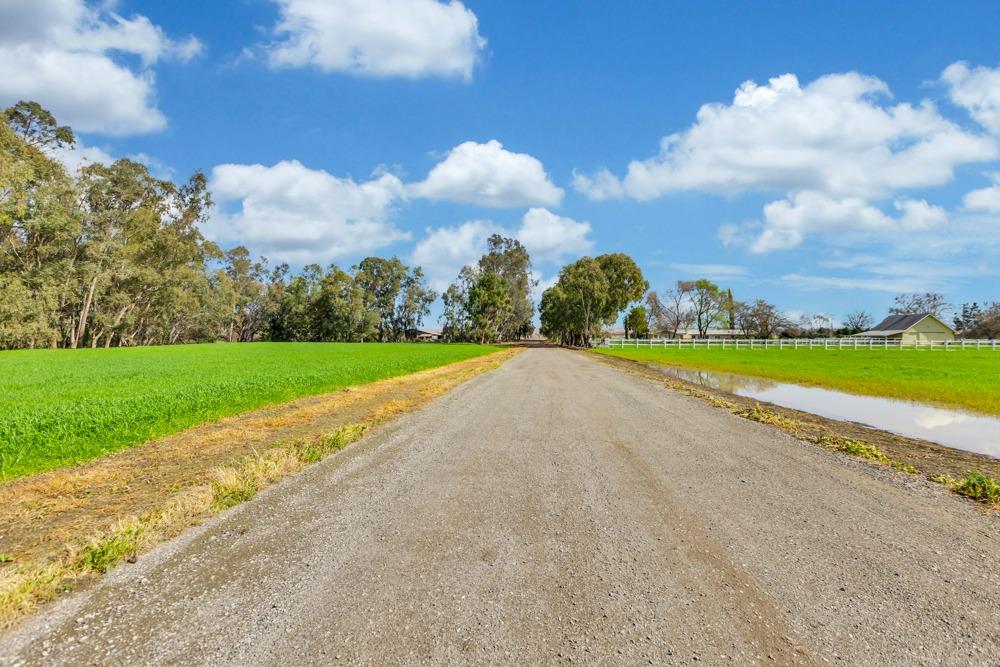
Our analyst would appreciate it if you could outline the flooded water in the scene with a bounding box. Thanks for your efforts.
[656,366,1000,458]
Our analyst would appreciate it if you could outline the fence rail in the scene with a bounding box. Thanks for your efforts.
[600,337,1000,351]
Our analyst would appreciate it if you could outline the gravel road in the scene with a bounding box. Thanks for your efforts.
[3,348,999,666]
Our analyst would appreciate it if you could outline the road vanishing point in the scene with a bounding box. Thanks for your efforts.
[2,348,999,665]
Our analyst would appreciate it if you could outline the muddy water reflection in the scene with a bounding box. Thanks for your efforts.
[659,366,1000,458]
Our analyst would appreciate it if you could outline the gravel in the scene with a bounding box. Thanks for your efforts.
[2,347,998,665]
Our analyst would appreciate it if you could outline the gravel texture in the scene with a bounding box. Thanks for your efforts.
[2,347,998,666]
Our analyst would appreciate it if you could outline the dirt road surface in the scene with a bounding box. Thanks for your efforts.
[2,348,999,665]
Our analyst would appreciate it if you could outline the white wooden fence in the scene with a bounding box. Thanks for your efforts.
[600,337,1000,351]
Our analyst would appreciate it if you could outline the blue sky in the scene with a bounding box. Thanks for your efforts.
[4,0,1000,325]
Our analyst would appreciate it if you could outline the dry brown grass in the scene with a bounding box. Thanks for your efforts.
[0,348,518,630]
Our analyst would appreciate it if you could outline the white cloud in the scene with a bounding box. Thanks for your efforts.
[411,140,563,207]
[409,208,592,291]
[780,273,937,294]
[576,72,996,201]
[48,140,115,174]
[571,168,625,201]
[962,174,1000,213]
[942,62,1000,134]
[723,191,948,253]
[206,160,409,264]
[410,219,500,291]
[0,0,201,136]
[265,0,485,79]
[670,263,748,279]
[517,208,592,263]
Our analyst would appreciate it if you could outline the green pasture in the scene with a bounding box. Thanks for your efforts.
[595,346,1000,417]
[0,343,498,480]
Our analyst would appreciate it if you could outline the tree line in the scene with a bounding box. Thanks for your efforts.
[0,101,438,349]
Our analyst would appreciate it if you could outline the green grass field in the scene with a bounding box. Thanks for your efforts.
[0,343,499,480]
[595,346,1000,417]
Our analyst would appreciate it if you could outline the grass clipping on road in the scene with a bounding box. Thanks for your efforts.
[592,352,1000,513]
[0,348,519,630]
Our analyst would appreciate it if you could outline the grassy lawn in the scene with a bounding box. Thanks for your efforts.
[0,342,499,480]
[595,346,1000,417]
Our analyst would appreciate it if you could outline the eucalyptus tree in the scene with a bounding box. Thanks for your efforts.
[539,253,647,346]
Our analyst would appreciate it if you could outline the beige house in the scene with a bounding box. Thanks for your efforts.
[854,313,955,344]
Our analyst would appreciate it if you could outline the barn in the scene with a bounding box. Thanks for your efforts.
[854,313,955,344]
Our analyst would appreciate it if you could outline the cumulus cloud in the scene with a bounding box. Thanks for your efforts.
[0,0,202,135]
[265,0,485,79]
[409,208,592,291]
[725,192,948,253]
[516,207,592,263]
[411,140,563,207]
[942,62,1000,134]
[576,72,996,201]
[47,140,115,174]
[670,263,748,279]
[410,220,500,291]
[571,168,625,201]
[206,160,409,264]
[962,174,1000,213]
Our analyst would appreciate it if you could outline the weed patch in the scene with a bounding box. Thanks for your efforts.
[736,404,801,431]
[954,471,1000,504]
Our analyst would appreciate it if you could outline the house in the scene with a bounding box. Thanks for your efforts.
[677,327,742,340]
[405,327,442,342]
[854,313,955,344]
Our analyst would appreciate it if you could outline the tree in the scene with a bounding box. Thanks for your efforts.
[624,306,649,338]
[843,310,873,334]
[467,271,511,343]
[968,303,1000,338]
[3,101,75,149]
[539,253,647,347]
[890,292,950,318]
[658,281,694,338]
[391,266,436,340]
[724,288,738,330]
[736,299,788,338]
[478,235,535,339]
[440,266,475,342]
[353,257,407,342]
[596,253,648,323]
[690,279,725,337]
[953,303,983,333]
[954,302,1000,338]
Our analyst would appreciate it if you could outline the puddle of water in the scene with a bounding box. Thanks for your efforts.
[656,366,1000,458]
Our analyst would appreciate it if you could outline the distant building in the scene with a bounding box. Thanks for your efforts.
[405,327,442,342]
[677,328,742,340]
[854,313,955,344]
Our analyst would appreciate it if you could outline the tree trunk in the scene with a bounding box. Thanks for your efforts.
[73,274,100,349]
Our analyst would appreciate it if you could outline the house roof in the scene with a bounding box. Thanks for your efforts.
[857,313,953,336]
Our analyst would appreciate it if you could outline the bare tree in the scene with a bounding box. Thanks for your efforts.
[659,281,694,338]
[645,291,666,335]
[736,299,787,338]
[843,310,873,334]
[889,292,950,318]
